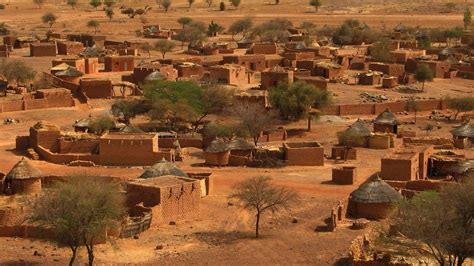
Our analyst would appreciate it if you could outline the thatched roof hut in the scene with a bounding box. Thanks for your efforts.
[145,71,166,82]
[139,159,188,179]
[205,138,229,153]
[227,138,255,151]
[451,122,474,138]
[374,109,400,126]
[345,119,371,137]
[350,176,402,204]
[6,158,42,180]
[32,120,59,132]
[55,67,84,77]
[121,124,145,133]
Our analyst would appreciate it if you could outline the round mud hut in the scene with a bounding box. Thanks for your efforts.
[139,159,188,179]
[373,109,400,134]
[338,119,372,147]
[451,122,473,149]
[348,175,402,219]
[227,138,256,166]
[4,158,43,195]
[204,138,230,166]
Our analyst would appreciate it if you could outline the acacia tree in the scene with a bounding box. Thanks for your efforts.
[42,12,57,28]
[89,0,102,10]
[230,176,299,238]
[309,0,321,12]
[228,17,253,40]
[105,7,114,21]
[0,59,36,86]
[447,97,474,121]
[233,103,276,145]
[175,21,207,49]
[111,99,149,124]
[154,39,176,59]
[87,20,100,34]
[67,0,77,9]
[205,0,213,7]
[140,43,153,58]
[177,17,192,29]
[30,177,125,266]
[406,97,421,123]
[391,178,474,266]
[33,0,46,9]
[230,0,241,8]
[414,64,434,92]
[207,20,224,37]
[161,0,171,12]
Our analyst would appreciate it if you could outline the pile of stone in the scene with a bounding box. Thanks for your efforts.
[359,92,389,103]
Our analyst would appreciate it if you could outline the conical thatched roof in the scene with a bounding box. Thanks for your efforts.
[451,122,474,138]
[393,23,406,32]
[439,47,455,56]
[55,67,83,77]
[6,158,42,180]
[32,120,59,131]
[205,138,229,153]
[238,37,253,44]
[50,63,70,71]
[73,118,91,128]
[446,55,459,65]
[374,109,400,125]
[345,119,371,137]
[227,138,255,151]
[120,124,144,133]
[139,159,188,179]
[295,42,306,50]
[350,175,402,204]
[145,71,166,81]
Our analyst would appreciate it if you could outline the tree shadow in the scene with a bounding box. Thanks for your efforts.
[1,260,42,265]
[193,230,253,246]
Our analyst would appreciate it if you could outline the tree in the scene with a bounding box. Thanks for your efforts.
[202,122,246,141]
[42,12,57,28]
[422,123,434,135]
[177,17,192,29]
[30,177,125,266]
[103,0,115,7]
[371,38,391,63]
[309,0,321,12]
[33,0,46,9]
[219,1,225,11]
[230,0,241,8]
[230,176,299,238]
[111,99,149,124]
[300,21,317,35]
[233,103,276,145]
[140,43,153,58]
[464,7,472,30]
[161,0,171,12]
[337,129,365,160]
[269,80,331,121]
[89,0,102,10]
[252,18,293,43]
[445,2,456,13]
[229,17,253,40]
[175,21,207,49]
[196,84,234,129]
[414,64,433,92]
[105,7,114,21]
[206,0,213,7]
[0,59,36,86]
[0,23,10,35]
[390,178,474,266]
[207,20,224,37]
[89,116,116,135]
[406,97,420,123]
[67,0,77,9]
[447,97,474,121]
[154,39,175,59]
[87,20,100,34]
[187,0,195,7]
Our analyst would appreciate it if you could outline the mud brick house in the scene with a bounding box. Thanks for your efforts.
[209,64,255,86]
[382,76,397,88]
[133,62,177,83]
[56,40,84,56]
[227,138,255,166]
[99,133,173,166]
[222,55,266,71]
[251,43,277,54]
[104,40,128,50]
[52,58,86,73]
[265,54,283,69]
[237,37,254,49]
[332,166,357,185]
[234,89,269,107]
[79,78,113,98]
[349,57,369,70]
[283,141,324,166]
[294,76,328,90]
[348,176,402,219]
[84,57,99,74]
[104,56,135,72]
[0,45,9,58]
[30,42,57,57]
[374,109,401,134]
[126,175,201,226]
[282,51,314,67]
[405,59,450,79]
[381,151,420,181]
[67,34,106,47]
[175,62,204,79]
[315,62,343,79]
[53,67,83,84]
[389,49,426,64]
[358,72,382,85]
[369,62,405,77]
[261,67,294,90]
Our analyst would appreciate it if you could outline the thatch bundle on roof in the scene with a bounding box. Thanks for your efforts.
[451,122,474,138]
[139,159,188,179]
[345,119,371,137]
[349,175,402,204]
[227,138,255,151]
[205,138,229,153]
[6,158,42,180]
[374,109,400,126]
[32,120,59,131]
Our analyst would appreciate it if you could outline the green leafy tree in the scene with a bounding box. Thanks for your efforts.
[33,0,46,9]
[309,0,321,12]
[202,122,246,141]
[230,0,241,8]
[103,0,115,7]
[414,64,434,92]
[229,17,253,40]
[208,20,224,37]
[252,18,293,43]
[105,7,114,21]
[269,80,331,121]
[0,59,36,86]
[447,97,474,120]
[230,176,299,238]
[67,0,77,9]
[464,7,472,30]
[30,177,125,266]
[371,38,391,63]
[111,99,150,124]
[161,0,171,12]
[177,17,192,29]
[154,39,176,59]
[87,19,100,34]
[219,1,225,11]
[89,0,102,10]
[42,12,57,28]
[89,116,116,135]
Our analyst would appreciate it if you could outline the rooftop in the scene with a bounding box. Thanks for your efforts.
[101,133,156,140]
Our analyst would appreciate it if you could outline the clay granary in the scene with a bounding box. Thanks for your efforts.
[373,109,400,134]
[133,62,178,84]
[204,138,230,166]
[451,121,474,149]
[1,158,42,195]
